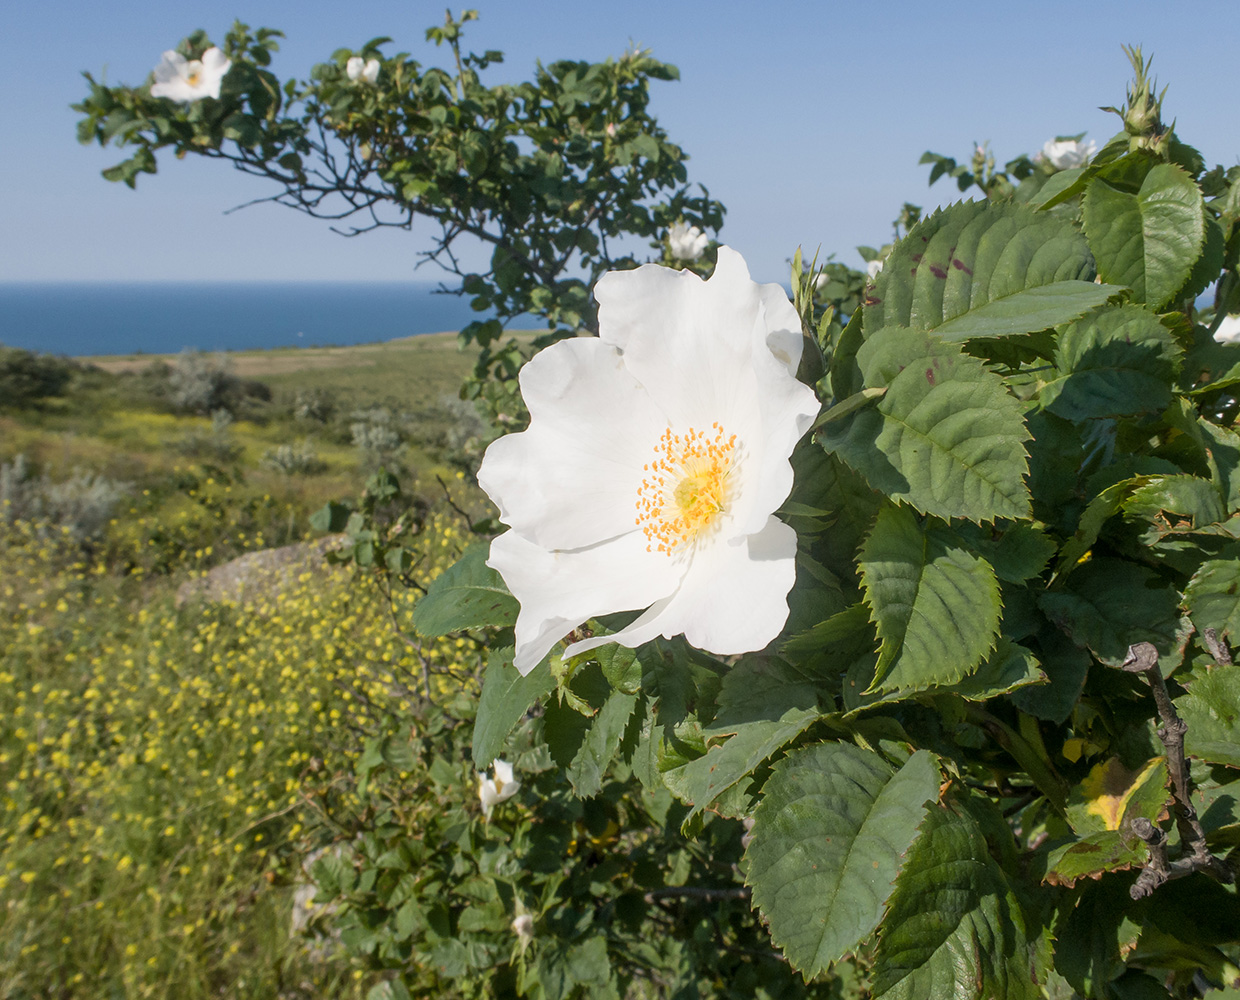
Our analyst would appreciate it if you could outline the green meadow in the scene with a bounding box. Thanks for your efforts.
[0,335,490,998]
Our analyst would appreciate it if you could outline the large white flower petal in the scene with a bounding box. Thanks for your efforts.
[728,326,819,537]
[564,515,798,659]
[1214,315,1240,345]
[595,248,811,433]
[488,529,683,674]
[200,47,231,77]
[481,246,813,672]
[477,338,667,549]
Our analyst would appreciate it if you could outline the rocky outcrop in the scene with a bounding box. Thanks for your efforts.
[175,535,345,607]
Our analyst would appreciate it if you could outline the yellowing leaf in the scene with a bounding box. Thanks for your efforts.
[1068,756,1168,835]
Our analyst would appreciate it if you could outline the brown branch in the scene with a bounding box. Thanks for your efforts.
[1203,627,1234,666]
[643,886,750,904]
[1120,642,1235,899]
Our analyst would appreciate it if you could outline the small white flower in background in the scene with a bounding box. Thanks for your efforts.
[606,122,617,138]
[478,758,520,819]
[511,913,535,946]
[477,246,820,674]
[667,221,709,261]
[866,258,884,280]
[346,56,380,84]
[1214,315,1240,345]
[1041,137,1097,171]
[813,272,828,291]
[150,47,231,102]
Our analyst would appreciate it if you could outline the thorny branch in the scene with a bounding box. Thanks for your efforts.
[1120,640,1235,900]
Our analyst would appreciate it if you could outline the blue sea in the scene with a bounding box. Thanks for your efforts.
[0,282,533,357]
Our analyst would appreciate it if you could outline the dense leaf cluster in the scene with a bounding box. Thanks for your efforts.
[423,52,1240,998]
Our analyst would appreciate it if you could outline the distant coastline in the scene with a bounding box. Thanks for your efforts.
[0,281,529,357]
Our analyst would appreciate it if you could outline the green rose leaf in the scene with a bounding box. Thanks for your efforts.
[1044,831,1149,888]
[871,804,1040,1000]
[1184,557,1240,644]
[1039,558,1188,675]
[410,543,518,636]
[1124,474,1227,535]
[1039,304,1182,421]
[745,743,939,980]
[819,327,1031,523]
[661,658,825,821]
[946,637,1046,701]
[472,646,555,768]
[565,687,640,799]
[859,505,1002,693]
[1177,666,1240,768]
[866,200,1121,340]
[1082,161,1206,310]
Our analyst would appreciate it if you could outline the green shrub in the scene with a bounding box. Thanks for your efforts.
[261,439,327,476]
[0,453,130,542]
[0,347,78,408]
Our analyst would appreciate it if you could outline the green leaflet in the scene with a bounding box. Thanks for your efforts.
[472,646,556,767]
[871,804,1040,1000]
[1124,474,1227,535]
[564,686,640,799]
[1082,160,1206,310]
[1184,556,1240,644]
[1038,558,1188,676]
[745,744,939,981]
[1200,420,1240,515]
[541,660,641,799]
[818,327,1031,523]
[1053,478,1144,578]
[1039,304,1182,421]
[946,637,1046,701]
[1008,629,1092,725]
[1177,666,1240,768]
[1044,831,1148,888]
[1063,755,1170,838]
[865,200,1120,339]
[843,637,1045,715]
[660,657,825,822]
[859,505,1002,693]
[410,542,518,636]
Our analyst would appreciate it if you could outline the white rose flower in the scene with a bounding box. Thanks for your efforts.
[1041,137,1097,171]
[668,221,709,261]
[477,247,820,674]
[1214,314,1240,345]
[150,47,231,102]
[346,56,380,84]
[511,913,535,945]
[866,258,884,280]
[477,758,520,819]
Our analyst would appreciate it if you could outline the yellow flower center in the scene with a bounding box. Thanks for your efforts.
[635,424,737,554]
[187,71,202,87]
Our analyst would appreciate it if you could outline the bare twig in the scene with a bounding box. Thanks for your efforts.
[1203,627,1234,666]
[643,886,750,904]
[1120,641,1235,899]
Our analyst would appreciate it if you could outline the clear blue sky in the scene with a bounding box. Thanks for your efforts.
[3,0,1237,286]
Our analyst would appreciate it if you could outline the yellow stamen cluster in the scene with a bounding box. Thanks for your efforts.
[635,423,737,554]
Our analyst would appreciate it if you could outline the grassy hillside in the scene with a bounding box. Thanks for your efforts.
[0,334,492,998]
